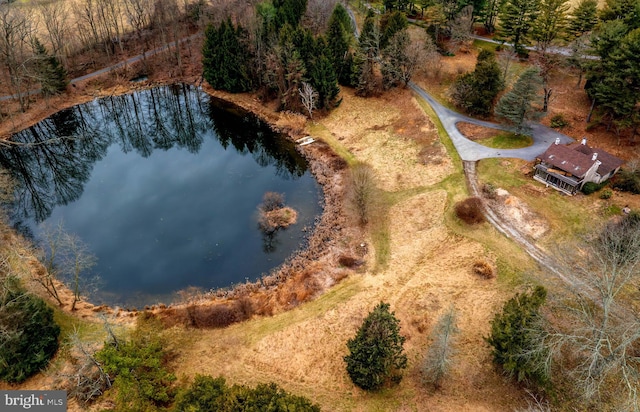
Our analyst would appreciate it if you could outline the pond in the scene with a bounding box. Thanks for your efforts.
[0,84,323,308]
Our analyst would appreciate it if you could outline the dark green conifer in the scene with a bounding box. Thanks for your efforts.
[32,38,68,96]
[202,19,253,93]
[344,302,407,391]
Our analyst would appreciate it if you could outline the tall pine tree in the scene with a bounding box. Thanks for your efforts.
[450,49,504,116]
[495,66,544,133]
[202,20,253,93]
[344,302,407,391]
[566,0,599,39]
[498,0,541,55]
[32,38,67,96]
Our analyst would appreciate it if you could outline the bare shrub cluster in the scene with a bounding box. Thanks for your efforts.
[472,260,495,279]
[257,192,298,234]
[454,197,485,225]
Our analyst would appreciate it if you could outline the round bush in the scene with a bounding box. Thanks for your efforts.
[455,197,485,225]
[0,278,60,383]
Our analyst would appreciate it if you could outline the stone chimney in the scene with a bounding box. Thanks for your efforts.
[592,152,598,161]
[555,137,560,145]
[581,137,587,145]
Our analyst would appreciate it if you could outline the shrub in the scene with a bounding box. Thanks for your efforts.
[95,317,176,411]
[486,286,550,387]
[174,375,321,411]
[472,260,495,279]
[261,192,285,212]
[338,255,359,268]
[0,276,60,383]
[581,181,607,195]
[344,302,407,390]
[549,114,569,129]
[600,189,613,199]
[455,197,485,225]
[482,183,498,200]
[612,169,640,194]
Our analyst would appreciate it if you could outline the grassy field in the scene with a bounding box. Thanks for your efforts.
[161,87,540,412]
[476,131,533,149]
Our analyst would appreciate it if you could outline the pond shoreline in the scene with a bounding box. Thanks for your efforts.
[0,78,360,326]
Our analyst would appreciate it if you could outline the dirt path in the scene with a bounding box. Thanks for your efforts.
[464,161,567,280]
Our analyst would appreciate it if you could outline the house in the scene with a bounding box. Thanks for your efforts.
[533,138,624,195]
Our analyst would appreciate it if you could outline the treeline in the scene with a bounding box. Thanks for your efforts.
[391,0,639,137]
[0,0,204,114]
[202,1,436,117]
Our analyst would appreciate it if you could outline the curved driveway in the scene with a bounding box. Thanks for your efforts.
[408,81,574,161]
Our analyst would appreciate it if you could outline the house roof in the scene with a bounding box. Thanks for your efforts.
[538,143,624,178]
[568,143,624,176]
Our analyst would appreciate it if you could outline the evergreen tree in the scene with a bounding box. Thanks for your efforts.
[599,0,640,30]
[486,286,550,387]
[352,10,380,96]
[566,0,599,39]
[309,53,340,109]
[380,11,408,49]
[498,0,541,55]
[381,30,411,88]
[329,3,353,34]
[274,0,308,31]
[482,0,505,34]
[495,66,544,133]
[450,49,504,116]
[32,38,67,96]
[0,277,61,383]
[326,7,351,85]
[344,302,408,391]
[421,306,459,389]
[530,0,570,51]
[202,20,253,93]
[586,23,640,137]
[174,375,321,411]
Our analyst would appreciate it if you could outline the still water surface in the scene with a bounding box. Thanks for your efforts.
[1,84,322,308]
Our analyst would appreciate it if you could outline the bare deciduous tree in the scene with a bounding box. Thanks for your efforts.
[421,305,459,389]
[448,5,473,53]
[303,0,339,35]
[61,233,97,311]
[349,163,376,225]
[299,82,318,119]
[39,2,70,65]
[549,217,640,409]
[38,221,98,310]
[63,327,111,405]
[0,4,36,111]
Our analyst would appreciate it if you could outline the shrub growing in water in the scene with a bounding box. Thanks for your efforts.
[0,276,60,383]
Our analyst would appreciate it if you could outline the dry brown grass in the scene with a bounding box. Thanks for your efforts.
[0,41,546,412]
